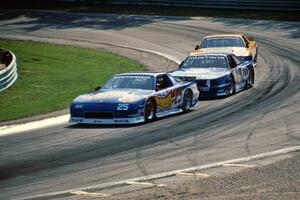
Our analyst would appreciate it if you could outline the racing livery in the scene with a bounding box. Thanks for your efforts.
[170,53,254,97]
[70,72,199,124]
[192,34,258,66]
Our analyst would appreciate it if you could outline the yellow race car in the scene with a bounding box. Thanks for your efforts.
[192,34,258,66]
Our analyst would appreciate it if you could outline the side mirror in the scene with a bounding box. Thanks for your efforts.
[246,43,249,48]
[95,85,101,91]
[195,45,200,50]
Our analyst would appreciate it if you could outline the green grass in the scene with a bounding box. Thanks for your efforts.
[0,39,144,122]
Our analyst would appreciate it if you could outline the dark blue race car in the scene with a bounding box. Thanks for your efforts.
[69,72,199,124]
[170,53,254,97]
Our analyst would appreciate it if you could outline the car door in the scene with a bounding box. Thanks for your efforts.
[228,55,243,85]
[230,55,250,87]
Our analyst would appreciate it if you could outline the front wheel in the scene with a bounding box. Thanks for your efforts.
[144,99,156,122]
[181,90,193,112]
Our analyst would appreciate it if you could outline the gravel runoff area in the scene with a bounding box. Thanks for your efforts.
[109,152,300,200]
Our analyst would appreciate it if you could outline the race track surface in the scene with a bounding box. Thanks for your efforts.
[0,10,300,199]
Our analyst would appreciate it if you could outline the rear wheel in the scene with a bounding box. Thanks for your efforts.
[182,90,193,112]
[229,76,236,95]
[247,68,255,88]
[253,48,258,66]
[144,99,155,122]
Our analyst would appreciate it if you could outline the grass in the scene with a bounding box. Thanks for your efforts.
[0,39,144,122]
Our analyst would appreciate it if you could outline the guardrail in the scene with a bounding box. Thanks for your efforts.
[53,0,300,11]
[0,50,18,92]
[107,0,300,11]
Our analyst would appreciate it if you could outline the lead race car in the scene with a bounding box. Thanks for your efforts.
[193,34,258,66]
[70,72,199,124]
[170,53,254,97]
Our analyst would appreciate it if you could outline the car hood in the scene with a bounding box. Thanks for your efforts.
[73,89,152,104]
[192,47,249,56]
[171,68,231,79]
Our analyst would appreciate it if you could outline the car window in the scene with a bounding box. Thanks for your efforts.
[242,35,250,45]
[181,55,228,69]
[232,55,242,65]
[167,74,180,85]
[200,36,245,48]
[156,74,173,91]
[227,55,237,68]
[103,75,154,90]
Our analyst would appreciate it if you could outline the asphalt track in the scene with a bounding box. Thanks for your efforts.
[0,10,300,199]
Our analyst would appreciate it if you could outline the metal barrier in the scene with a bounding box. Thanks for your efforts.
[53,0,300,11]
[0,50,18,92]
[106,0,300,11]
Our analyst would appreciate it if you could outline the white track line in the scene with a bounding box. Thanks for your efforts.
[70,190,110,197]
[15,145,300,200]
[177,172,211,177]
[126,181,167,187]
[0,115,69,136]
[223,163,255,168]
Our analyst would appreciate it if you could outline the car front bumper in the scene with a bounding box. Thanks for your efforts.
[69,116,145,124]
[198,84,232,97]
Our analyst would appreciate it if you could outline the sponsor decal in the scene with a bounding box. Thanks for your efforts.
[188,55,226,61]
[119,94,139,103]
[155,88,182,109]
[206,36,239,40]
[81,91,139,103]
[114,119,129,123]
[155,91,173,109]
[82,91,127,100]
[241,68,250,80]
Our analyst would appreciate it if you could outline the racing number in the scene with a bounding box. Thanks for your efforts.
[241,67,249,80]
[117,103,129,111]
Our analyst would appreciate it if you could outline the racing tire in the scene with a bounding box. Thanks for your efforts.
[246,67,255,88]
[181,89,193,112]
[144,98,156,122]
[229,75,236,95]
[253,48,258,66]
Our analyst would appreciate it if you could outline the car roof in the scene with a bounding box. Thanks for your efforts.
[204,34,244,38]
[114,72,166,77]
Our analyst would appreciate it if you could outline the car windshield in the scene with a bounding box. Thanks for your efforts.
[102,75,154,90]
[181,55,228,69]
[200,36,245,48]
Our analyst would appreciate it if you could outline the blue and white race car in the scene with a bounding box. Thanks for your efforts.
[70,72,199,124]
[170,53,254,97]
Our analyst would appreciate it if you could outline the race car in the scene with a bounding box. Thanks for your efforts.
[169,53,254,97]
[192,34,258,66]
[69,72,199,124]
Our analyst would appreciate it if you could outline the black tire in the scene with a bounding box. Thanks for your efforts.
[229,75,236,95]
[253,48,258,66]
[144,98,156,122]
[247,67,255,88]
[181,89,193,112]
